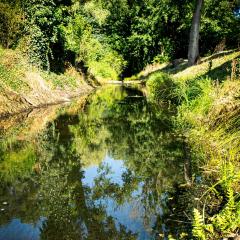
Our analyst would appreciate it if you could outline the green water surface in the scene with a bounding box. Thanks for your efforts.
[0,86,194,240]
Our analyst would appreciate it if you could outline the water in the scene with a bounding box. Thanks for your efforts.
[0,86,192,240]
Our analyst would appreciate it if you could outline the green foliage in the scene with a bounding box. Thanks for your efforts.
[1,0,239,78]
[211,188,237,233]
[192,155,240,239]
[79,34,126,80]
[210,159,240,235]
[0,47,30,92]
[23,0,67,70]
[0,1,24,49]
[27,25,51,70]
[60,14,87,54]
[193,209,206,240]
[146,72,177,102]
[62,3,126,80]
[201,0,240,52]
[101,0,181,75]
[152,38,174,64]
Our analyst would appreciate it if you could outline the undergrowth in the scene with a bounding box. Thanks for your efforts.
[145,51,240,238]
[146,72,177,102]
[193,154,240,240]
[0,47,30,92]
[175,56,240,238]
[0,47,85,92]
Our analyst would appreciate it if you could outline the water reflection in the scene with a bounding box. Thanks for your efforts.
[0,86,190,239]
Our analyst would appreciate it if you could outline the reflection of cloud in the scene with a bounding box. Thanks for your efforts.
[83,155,124,187]
[105,199,153,240]
[0,218,44,240]
[83,154,154,238]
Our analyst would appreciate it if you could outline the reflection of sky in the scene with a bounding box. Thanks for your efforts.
[234,7,240,17]
[83,155,125,187]
[83,154,155,240]
[0,155,156,240]
[0,218,44,240]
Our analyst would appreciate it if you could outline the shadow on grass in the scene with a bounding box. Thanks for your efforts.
[201,50,236,64]
[202,60,232,82]
[141,57,237,83]
[138,60,189,81]
[134,50,238,82]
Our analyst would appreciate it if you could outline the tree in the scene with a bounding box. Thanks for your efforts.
[188,0,204,66]
[0,2,24,48]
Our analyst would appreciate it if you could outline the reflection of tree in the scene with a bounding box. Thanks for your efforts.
[0,141,40,225]
[0,179,41,226]
[0,85,197,239]
[37,112,137,240]
[69,86,189,238]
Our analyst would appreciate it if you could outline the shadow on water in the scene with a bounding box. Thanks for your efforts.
[0,85,197,240]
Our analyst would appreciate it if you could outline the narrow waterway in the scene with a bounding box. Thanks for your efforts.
[0,86,193,240]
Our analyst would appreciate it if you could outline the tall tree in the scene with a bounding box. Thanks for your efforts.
[188,0,204,66]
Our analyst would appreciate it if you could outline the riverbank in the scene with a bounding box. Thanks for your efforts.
[141,50,240,239]
[143,50,240,159]
[0,47,94,118]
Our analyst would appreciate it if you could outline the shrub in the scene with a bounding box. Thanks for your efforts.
[146,72,177,102]
[62,13,126,81]
[0,2,24,49]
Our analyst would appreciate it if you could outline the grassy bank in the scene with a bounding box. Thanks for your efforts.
[143,50,240,239]
[0,47,93,117]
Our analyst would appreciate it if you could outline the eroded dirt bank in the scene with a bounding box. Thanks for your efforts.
[0,49,94,118]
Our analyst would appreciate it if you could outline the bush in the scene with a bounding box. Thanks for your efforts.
[62,13,126,81]
[146,72,177,102]
[0,2,24,49]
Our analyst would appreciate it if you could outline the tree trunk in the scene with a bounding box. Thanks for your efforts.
[188,0,204,66]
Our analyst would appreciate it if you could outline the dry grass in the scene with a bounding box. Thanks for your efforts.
[173,51,240,82]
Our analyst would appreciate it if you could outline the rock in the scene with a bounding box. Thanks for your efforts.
[172,58,185,67]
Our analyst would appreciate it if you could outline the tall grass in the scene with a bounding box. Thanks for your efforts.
[145,52,240,238]
[146,72,177,102]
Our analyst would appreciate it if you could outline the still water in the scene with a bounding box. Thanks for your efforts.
[0,86,192,240]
